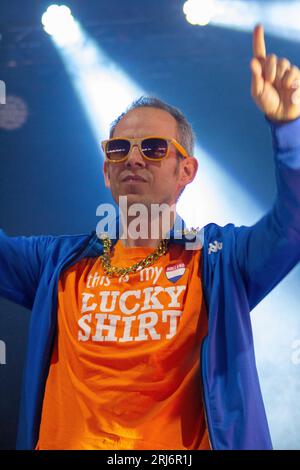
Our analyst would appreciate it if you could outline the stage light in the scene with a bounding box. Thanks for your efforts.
[183,0,217,26]
[183,1,300,42]
[41,4,80,46]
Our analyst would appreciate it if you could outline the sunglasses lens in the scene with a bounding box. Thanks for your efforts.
[141,138,168,159]
[105,139,130,161]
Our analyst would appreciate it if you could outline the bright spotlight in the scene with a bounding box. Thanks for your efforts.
[183,0,217,26]
[41,4,80,46]
[183,1,300,43]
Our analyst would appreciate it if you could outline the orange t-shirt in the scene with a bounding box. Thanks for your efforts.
[37,240,210,450]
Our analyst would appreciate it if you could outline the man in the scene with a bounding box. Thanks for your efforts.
[0,25,300,450]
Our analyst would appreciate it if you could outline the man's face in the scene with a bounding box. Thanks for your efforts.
[103,107,197,208]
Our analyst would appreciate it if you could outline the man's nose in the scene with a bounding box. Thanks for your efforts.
[125,143,146,167]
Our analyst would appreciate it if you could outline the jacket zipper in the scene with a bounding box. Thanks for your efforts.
[200,337,213,450]
[199,239,215,450]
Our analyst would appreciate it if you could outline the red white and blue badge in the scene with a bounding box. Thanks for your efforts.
[165,263,186,283]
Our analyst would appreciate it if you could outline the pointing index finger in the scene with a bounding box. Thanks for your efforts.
[253,24,266,59]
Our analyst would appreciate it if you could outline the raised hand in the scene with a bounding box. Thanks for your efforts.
[250,24,300,122]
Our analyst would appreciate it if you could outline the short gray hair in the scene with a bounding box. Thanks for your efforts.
[109,96,195,156]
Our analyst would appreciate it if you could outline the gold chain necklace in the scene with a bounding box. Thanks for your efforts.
[99,235,169,277]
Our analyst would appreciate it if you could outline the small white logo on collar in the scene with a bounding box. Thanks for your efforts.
[208,240,223,254]
[176,226,201,238]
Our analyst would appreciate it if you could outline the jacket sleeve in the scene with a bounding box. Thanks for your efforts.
[235,116,300,311]
[0,230,52,309]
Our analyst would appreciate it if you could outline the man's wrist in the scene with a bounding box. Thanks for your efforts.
[265,115,300,153]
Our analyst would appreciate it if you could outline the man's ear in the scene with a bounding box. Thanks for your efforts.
[103,161,111,189]
[180,156,198,187]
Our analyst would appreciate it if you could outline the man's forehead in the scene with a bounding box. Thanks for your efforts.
[114,107,178,137]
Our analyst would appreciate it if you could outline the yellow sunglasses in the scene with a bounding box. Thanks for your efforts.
[101,136,189,162]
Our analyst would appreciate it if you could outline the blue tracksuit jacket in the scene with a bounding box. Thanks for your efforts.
[0,117,300,449]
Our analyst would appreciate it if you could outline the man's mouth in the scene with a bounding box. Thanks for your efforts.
[121,175,147,183]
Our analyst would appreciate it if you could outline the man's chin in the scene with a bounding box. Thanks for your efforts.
[126,194,151,206]
[115,193,153,208]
